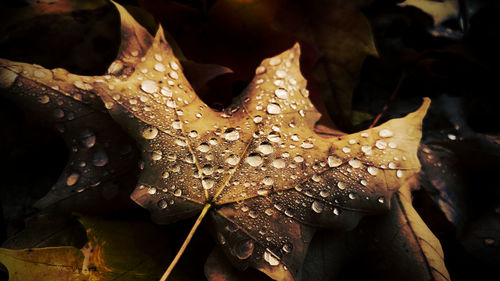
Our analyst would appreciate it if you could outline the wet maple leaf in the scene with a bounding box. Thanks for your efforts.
[0,1,432,280]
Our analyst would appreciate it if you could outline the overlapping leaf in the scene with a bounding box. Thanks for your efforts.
[0,58,140,213]
[0,216,172,281]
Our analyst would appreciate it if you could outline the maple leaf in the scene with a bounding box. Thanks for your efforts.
[0,1,432,280]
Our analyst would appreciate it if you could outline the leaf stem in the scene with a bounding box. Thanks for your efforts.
[159,203,211,281]
[369,69,407,128]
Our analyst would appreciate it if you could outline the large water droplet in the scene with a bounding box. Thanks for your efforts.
[197,143,210,153]
[257,142,273,155]
[301,141,314,149]
[320,190,330,198]
[66,173,79,186]
[328,156,342,167]
[201,164,214,176]
[253,115,263,123]
[168,71,179,80]
[337,182,346,190]
[348,159,362,168]
[263,250,280,266]
[224,128,239,141]
[154,63,166,72]
[234,240,254,260]
[142,126,158,140]
[272,159,286,169]
[367,166,379,175]
[267,132,281,143]
[269,57,281,66]
[267,103,281,115]
[140,80,158,94]
[79,130,96,149]
[379,129,393,138]
[376,140,387,149]
[255,66,266,75]
[396,170,403,178]
[294,155,304,163]
[38,95,50,104]
[246,153,263,167]
[225,154,240,166]
[312,201,324,213]
[285,208,294,217]
[93,151,109,167]
[157,199,168,209]
[275,88,289,99]
[202,177,215,190]
[262,176,274,186]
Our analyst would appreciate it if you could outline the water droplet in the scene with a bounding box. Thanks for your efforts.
[74,81,93,90]
[142,126,158,140]
[154,63,166,72]
[367,166,379,175]
[234,240,254,260]
[93,151,109,166]
[267,132,281,143]
[275,88,289,99]
[175,139,187,146]
[38,95,50,104]
[79,130,96,149]
[225,154,239,166]
[168,71,179,80]
[157,199,168,209]
[188,130,198,138]
[342,147,351,153]
[149,150,162,161]
[197,143,210,153]
[349,139,357,145]
[282,243,293,254]
[294,155,304,163]
[66,173,80,186]
[328,156,342,167]
[349,193,357,200]
[170,61,179,70]
[285,208,294,217]
[264,250,280,266]
[257,142,273,155]
[140,80,158,94]
[209,138,218,145]
[162,171,170,179]
[396,170,403,178]
[320,190,330,198]
[348,159,362,168]
[256,66,266,75]
[253,115,263,123]
[379,129,393,138]
[201,164,214,176]
[389,142,397,148]
[360,179,368,186]
[388,162,396,169]
[361,146,372,154]
[267,103,281,115]
[246,153,263,167]
[202,177,215,190]
[265,208,274,216]
[376,140,387,149]
[262,176,274,186]
[337,182,346,190]
[301,141,314,149]
[147,187,157,194]
[378,197,385,203]
[224,128,239,141]
[269,57,281,66]
[272,159,286,169]
[312,201,324,213]
[333,208,340,215]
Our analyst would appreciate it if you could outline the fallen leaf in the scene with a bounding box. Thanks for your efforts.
[273,0,378,129]
[419,144,467,231]
[399,0,459,26]
[356,175,451,281]
[0,215,172,281]
[0,57,140,214]
[0,1,432,280]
